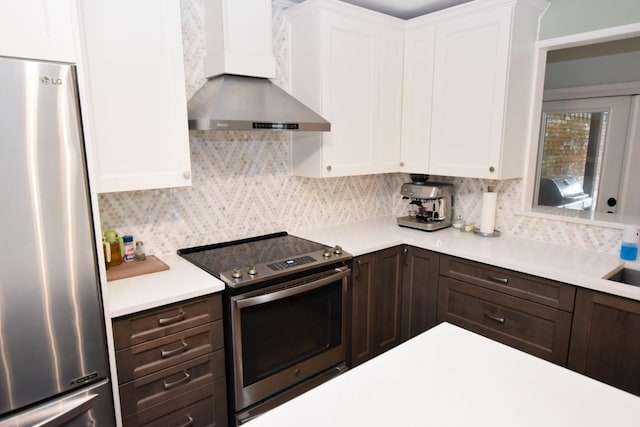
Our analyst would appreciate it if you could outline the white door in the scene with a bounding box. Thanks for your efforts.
[537,96,632,214]
[619,95,640,217]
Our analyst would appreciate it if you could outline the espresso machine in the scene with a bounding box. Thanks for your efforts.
[397,178,454,232]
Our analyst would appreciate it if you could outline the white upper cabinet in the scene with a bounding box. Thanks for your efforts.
[76,0,191,193]
[400,25,436,174]
[401,0,547,179]
[286,0,404,178]
[287,0,546,180]
[0,0,77,62]
[403,0,548,179]
[429,6,512,179]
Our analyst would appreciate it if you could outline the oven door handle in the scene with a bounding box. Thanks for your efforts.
[235,268,350,309]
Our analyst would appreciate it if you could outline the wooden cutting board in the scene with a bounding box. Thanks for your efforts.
[106,255,170,282]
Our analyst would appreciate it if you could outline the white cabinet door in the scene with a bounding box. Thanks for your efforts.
[402,0,545,180]
[76,0,191,193]
[376,29,405,174]
[429,7,511,179]
[400,25,436,174]
[287,1,404,178]
[321,15,378,176]
[0,0,76,62]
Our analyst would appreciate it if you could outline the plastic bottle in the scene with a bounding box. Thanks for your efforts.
[620,225,639,261]
[123,235,135,262]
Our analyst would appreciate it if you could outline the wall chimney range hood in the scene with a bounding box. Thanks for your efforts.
[187,0,330,132]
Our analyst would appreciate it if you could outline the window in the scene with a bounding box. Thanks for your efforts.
[534,96,632,214]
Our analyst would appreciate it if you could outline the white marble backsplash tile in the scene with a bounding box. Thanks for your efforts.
[97,0,624,257]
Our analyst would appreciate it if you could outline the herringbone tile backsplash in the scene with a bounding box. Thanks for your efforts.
[97,0,622,256]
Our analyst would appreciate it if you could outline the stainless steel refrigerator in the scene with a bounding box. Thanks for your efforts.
[0,56,115,425]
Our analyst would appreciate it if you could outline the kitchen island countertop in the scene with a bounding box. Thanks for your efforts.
[107,253,224,318]
[246,322,640,427]
[293,216,640,302]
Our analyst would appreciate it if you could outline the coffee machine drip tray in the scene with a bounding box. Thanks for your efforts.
[397,215,450,232]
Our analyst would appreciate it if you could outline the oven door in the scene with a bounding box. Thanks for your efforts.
[229,266,350,411]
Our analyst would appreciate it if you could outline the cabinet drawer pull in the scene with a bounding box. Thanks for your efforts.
[161,340,188,358]
[178,415,194,427]
[484,311,505,324]
[158,311,185,326]
[163,370,191,390]
[487,275,509,284]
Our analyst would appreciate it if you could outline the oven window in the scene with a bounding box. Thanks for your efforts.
[240,280,343,387]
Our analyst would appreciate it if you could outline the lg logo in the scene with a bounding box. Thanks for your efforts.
[40,76,63,86]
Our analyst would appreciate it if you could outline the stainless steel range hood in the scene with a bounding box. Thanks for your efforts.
[187,0,330,132]
[188,75,330,131]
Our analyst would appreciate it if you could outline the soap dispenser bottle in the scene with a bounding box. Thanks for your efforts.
[620,225,639,261]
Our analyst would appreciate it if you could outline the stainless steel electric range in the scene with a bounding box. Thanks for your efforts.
[178,232,352,425]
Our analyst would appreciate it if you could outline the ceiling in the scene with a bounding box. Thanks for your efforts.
[287,0,474,19]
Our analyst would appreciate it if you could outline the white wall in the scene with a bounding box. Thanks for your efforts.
[545,39,640,89]
[539,0,640,40]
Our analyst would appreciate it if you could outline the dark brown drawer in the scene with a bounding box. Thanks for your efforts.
[123,378,227,427]
[119,351,225,417]
[113,294,222,350]
[116,320,224,384]
[437,277,572,365]
[439,255,575,311]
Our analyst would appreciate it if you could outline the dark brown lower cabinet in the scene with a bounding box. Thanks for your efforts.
[113,294,228,426]
[350,246,403,367]
[436,255,575,366]
[350,245,440,366]
[437,276,573,365]
[350,250,640,397]
[401,246,439,340]
[568,288,640,396]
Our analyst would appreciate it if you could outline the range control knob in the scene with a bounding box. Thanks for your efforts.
[333,245,343,255]
[322,249,332,258]
[231,267,243,279]
[248,266,257,276]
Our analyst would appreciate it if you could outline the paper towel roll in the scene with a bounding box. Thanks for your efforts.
[480,191,497,234]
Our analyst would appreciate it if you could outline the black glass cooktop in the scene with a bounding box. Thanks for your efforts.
[177,232,350,288]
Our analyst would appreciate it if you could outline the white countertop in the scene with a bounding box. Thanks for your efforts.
[106,253,225,318]
[246,322,640,427]
[106,216,640,318]
[294,216,640,302]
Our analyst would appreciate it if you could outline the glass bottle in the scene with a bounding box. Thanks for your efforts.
[135,241,146,261]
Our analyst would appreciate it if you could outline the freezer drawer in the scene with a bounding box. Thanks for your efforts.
[0,380,115,427]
